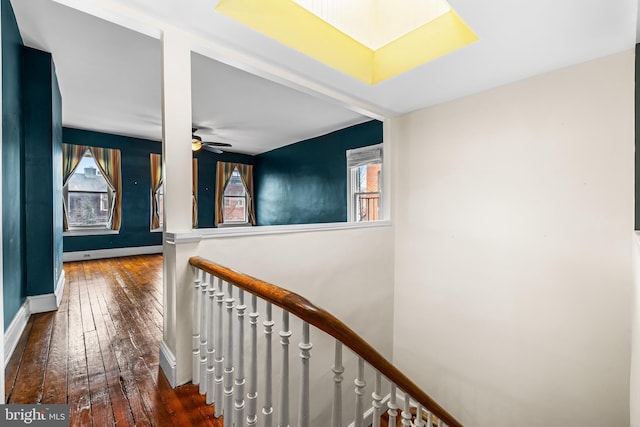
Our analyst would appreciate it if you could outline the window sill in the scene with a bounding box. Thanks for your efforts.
[217,223,252,228]
[63,228,119,237]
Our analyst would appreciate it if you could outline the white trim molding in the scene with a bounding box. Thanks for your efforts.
[63,245,163,262]
[159,340,178,387]
[4,302,30,368]
[55,270,66,308]
[4,271,67,367]
[166,220,392,244]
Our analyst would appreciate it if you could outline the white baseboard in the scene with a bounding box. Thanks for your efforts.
[63,245,163,262]
[348,393,391,427]
[4,301,30,368]
[4,272,66,367]
[159,341,177,388]
[55,270,66,307]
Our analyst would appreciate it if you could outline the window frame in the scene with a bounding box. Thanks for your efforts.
[220,167,250,227]
[64,150,115,234]
[346,143,383,223]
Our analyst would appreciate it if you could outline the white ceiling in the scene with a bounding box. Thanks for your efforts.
[10,0,639,154]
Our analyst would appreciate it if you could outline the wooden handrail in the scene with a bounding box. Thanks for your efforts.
[189,256,463,427]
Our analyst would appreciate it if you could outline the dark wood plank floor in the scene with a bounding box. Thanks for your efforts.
[5,254,222,427]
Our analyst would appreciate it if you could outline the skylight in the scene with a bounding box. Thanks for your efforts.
[215,0,477,84]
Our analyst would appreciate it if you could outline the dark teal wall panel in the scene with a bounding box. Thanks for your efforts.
[2,0,25,328]
[62,128,163,252]
[193,149,254,228]
[22,46,62,296]
[635,44,639,229]
[255,120,382,225]
[51,61,63,285]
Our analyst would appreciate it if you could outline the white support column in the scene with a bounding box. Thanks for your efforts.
[354,358,366,427]
[401,392,412,427]
[160,25,196,388]
[297,322,312,427]
[331,341,344,427]
[414,404,426,427]
[372,372,382,427]
[262,303,274,427]
[279,311,292,427]
[247,295,259,426]
[206,275,216,403]
[387,384,398,427]
[224,282,235,427]
[161,26,192,233]
[192,268,202,385]
[199,272,208,393]
[214,277,225,418]
[234,290,247,427]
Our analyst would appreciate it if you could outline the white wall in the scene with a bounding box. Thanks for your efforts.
[196,224,395,426]
[632,233,640,426]
[392,50,634,426]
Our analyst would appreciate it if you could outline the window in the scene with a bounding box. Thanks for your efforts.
[347,144,383,222]
[156,184,164,228]
[66,150,112,227]
[150,153,163,230]
[222,168,248,224]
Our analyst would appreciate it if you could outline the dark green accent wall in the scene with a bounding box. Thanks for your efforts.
[62,128,163,252]
[635,44,639,229]
[193,149,254,228]
[254,120,383,225]
[22,46,63,296]
[2,0,26,328]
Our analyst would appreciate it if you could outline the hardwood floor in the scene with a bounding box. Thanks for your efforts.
[5,255,222,427]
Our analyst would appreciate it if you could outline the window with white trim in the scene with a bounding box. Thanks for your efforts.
[347,144,382,222]
[66,150,112,228]
[222,167,249,224]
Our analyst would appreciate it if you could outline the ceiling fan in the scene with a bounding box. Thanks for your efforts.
[191,127,232,154]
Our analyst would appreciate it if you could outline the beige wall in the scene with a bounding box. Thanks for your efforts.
[392,50,634,426]
[197,224,395,426]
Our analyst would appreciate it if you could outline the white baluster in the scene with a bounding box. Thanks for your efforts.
[354,358,365,427]
[247,295,259,426]
[224,282,235,427]
[214,277,225,418]
[279,311,292,427]
[192,268,202,385]
[401,392,412,427]
[298,322,312,427]
[371,372,382,427]
[199,273,209,393]
[262,303,274,427]
[234,290,246,427]
[427,412,433,427]
[206,274,216,404]
[330,341,344,427]
[414,404,425,427]
[387,384,398,427]
[438,420,444,427]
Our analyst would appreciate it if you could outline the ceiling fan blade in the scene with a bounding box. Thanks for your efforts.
[203,141,232,147]
[201,145,223,154]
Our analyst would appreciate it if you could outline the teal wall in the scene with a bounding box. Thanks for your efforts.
[22,46,63,296]
[62,128,164,252]
[193,148,254,228]
[635,43,639,229]
[2,0,26,328]
[254,120,383,225]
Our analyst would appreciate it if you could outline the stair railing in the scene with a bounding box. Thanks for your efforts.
[189,256,463,427]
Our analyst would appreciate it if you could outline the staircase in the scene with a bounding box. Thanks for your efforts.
[189,256,462,427]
